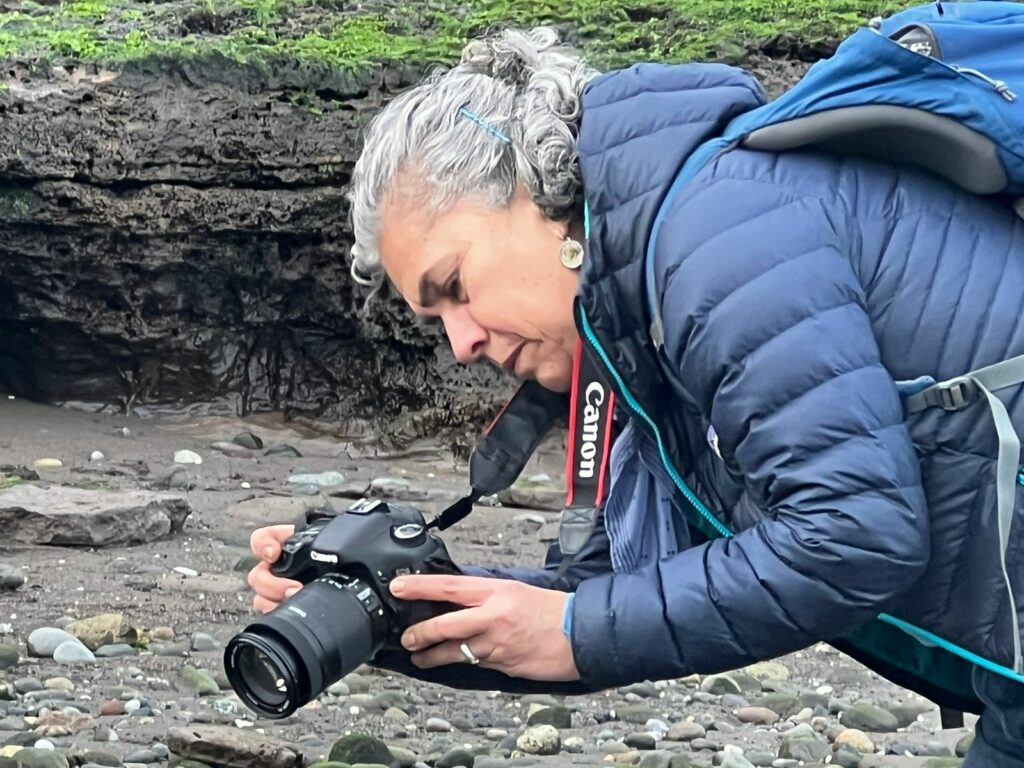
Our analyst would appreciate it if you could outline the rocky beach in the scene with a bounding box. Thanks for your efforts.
[0,396,980,768]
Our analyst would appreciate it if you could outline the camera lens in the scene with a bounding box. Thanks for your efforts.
[224,574,387,719]
[235,644,289,709]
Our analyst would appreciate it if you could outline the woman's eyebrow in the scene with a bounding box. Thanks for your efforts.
[416,256,456,309]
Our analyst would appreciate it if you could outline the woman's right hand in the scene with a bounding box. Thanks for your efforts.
[248,525,304,613]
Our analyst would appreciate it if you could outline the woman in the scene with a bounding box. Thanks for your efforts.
[249,28,1024,765]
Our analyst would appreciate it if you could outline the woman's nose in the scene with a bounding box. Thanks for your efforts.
[442,306,487,364]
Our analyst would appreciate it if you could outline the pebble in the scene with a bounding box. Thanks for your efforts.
[233,431,264,449]
[52,640,96,664]
[615,703,659,724]
[744,661,790,681]
[13,678,41,694]
[123,749,159,763]
[94,724,118,742]
[191,633,219,652]
[835,727,874,753]
[32,458,63,468]
[181,666,219,696]
[94,644,137,658]
[841,703,900,732]
[43,678,74,692]
[562,736,584,753]
[328,733,394,765]
[265,444,301,457]
[89,451,104,462]
[0,716,27,731]
[666,721,705,741]
[287,471,345,487]
[516,724,560,755]
[173,450,202,465]
[624,732,656,750]
[99,701,124,717]
[0,565,26,591]
[425,717,452,732]
[0,644,18,669]
[28,628,79,658]
[736,707,779,725]
[326,680,350,696]
[151,641,190,657]
[720,752,756,768]
[173,566,199,577]
[777,722,829,763]
[700,674,742,695]
[526,704,570,729]
[689,737,719,751]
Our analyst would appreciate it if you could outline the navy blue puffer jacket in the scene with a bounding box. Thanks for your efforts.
[566,62,1024,700]
[377,62,1024,706]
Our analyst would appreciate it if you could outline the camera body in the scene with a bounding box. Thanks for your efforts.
[224,498,460,718]
[274,497,461,642]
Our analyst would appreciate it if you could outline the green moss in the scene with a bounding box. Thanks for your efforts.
[0,189,32,218]
[0,475,23,490]
[0,0,907,75]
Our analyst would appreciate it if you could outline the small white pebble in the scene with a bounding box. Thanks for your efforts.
[241,481,251,489]
[173,566,198,577]
[89,450,105,462]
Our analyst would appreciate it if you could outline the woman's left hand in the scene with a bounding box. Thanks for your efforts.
[389,575,580,681]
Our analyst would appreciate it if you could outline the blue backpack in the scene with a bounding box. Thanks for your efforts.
[646,0,1024,698]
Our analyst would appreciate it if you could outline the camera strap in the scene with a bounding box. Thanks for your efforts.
[558,338,615,562]
[429,340,615,558]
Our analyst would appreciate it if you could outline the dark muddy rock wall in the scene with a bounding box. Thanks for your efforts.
[0,59,513,437]
[0,45,811,439]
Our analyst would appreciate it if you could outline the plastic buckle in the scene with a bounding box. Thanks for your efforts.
[932,377,978,411]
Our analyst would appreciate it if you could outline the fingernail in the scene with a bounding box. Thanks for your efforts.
[390,578,406,594]
[263,546,274,560]
[284,587,299,599]
[403,631,417,649]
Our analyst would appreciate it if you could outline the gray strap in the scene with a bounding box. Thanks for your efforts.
[980,383,1022,674]
[557,507,600,577]
[558,507,599,559]
[904,355,1024,674]
[905,353,1024,413]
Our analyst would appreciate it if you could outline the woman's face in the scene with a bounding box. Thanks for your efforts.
[378,185,582,392]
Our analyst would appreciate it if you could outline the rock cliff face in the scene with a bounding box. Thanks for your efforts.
[0,0,830,439]
[0,56,510,438]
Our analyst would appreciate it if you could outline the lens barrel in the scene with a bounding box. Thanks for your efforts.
[224,574,387,718]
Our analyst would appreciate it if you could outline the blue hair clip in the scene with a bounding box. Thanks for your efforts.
[458,106,512,145]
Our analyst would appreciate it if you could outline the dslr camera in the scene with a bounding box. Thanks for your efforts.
[224,498,460,718]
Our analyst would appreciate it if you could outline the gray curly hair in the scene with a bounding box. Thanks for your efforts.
[347,27,600,287]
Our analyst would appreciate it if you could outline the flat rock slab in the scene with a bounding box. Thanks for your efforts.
[0,485,191,546]
[167,725,302,768]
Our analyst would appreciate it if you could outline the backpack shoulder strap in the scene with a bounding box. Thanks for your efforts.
[903,355,1024,675]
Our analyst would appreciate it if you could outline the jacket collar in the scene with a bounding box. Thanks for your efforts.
[576,63,765,343]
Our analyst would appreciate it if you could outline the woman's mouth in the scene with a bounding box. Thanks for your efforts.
[502,343,525,374]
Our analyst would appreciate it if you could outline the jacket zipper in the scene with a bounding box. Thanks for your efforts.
[576,302,731,539]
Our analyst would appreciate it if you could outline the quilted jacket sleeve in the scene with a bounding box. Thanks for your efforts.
[570,163,931,688]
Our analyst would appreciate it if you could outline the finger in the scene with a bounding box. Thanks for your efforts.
[247,561,303,602]
[249,525,296,561]
[389,574,500,606]
[412,637,496,670]
[253,594,280,614]
[401,606,493,651]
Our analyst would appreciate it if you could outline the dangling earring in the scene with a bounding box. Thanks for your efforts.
[560,236,584,270]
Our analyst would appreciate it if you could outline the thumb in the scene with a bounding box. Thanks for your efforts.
[250,524,296,561]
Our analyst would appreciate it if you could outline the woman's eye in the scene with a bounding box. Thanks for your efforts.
[447,275,466,303]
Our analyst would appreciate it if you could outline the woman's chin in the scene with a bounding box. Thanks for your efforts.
[532,364,573,393]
